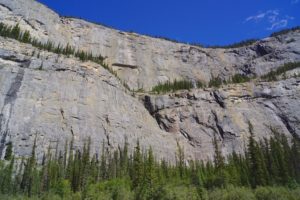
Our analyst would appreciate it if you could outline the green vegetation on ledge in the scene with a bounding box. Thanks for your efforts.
[261,62,300,81]
[0,22,132,90]
[150,62,299,94]
[151,79,204,94]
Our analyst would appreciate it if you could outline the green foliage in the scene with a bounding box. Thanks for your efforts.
[151,79,195,94]
[254,186,299,200]
[230,74,251,84]
[247,122,268,188]
[208,76,223,88]
[208,39,258,49]
[0,22,127,89]
[4,142,13,161]
[208,186,256,200]
[0,124,299,199]
[261,62,300,81]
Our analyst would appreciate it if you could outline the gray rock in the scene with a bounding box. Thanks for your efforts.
[0,0,300,90]
[0,0,299,162]
[142,79,300,159]
[0,38,181,161]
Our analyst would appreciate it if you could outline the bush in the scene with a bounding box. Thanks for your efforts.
[208,186,256,200]
[53,179,71,198]
[231,74,251,84]
[86,179,133,200]
[255,186,299,200]
[208,76,223,88]
[161,184,200,200]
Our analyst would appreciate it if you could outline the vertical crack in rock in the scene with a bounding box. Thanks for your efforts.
[212,111,225,139]
[212,91,226,109]
[0,68,25,158]
[103,126,111,147]
[154,113,170,132]
[262,102,297,136]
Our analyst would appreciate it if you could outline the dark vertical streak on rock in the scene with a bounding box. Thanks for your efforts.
[0,68,25,158]
[212,111,224,139]
[4,68,25,105]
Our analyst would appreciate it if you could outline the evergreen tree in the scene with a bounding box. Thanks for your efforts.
[213,135,224,170]
[176,141,185,178]
[21,30,31,43]
[21,136,37,196]
[10,24,21,39]
[4,142,13,161]
[132,140,143,188]
[247,122,268,188]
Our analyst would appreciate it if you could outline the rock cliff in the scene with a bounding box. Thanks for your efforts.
[0,0,299,90]
[0,0,299,161]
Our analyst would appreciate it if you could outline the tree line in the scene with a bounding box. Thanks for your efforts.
[0,123,299,199]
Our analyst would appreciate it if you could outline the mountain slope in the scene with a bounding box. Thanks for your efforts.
[0,0,299,90]
[0,0,299,161]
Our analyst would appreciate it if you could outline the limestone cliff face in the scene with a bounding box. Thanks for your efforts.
[0,0,299,161]
[0,38,180,161]
[141,79,300,160]
[0,0,300,90]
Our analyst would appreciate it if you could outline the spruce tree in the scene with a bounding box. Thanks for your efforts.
[132,140,143,188]
[247,122,268,188]
[4,142,13,160]
[213,134,224,170]
[176,141,185,178]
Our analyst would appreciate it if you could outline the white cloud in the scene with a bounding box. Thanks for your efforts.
[267,19,288,30]
[245,10,294,30]
[291,0,299,4]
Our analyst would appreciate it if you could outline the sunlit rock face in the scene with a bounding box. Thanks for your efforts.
[0,0,299,162]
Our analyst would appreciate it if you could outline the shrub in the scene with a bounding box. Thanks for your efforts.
[86,179,133,200]
[231,74,251,84]
[255,186,297,200]
[208,186,256,200]
[208,76,223,88]
[261,62,300,81]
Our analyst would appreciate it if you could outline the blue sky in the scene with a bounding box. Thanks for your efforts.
[38,0,300,46]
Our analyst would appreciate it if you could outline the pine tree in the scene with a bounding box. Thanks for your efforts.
[100,140,107,180]
[176,141,185,178]
[21,30,31,43]
[10,24,21,40]
[132,140,143,188]
[213,134,224,170]
[4,142,13,160]
[119,140,129,177]
[0,156,14,194]
[21,136,37,196]
[145,147,157,187]
[291,135,300,182]
[247,122,268,188]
